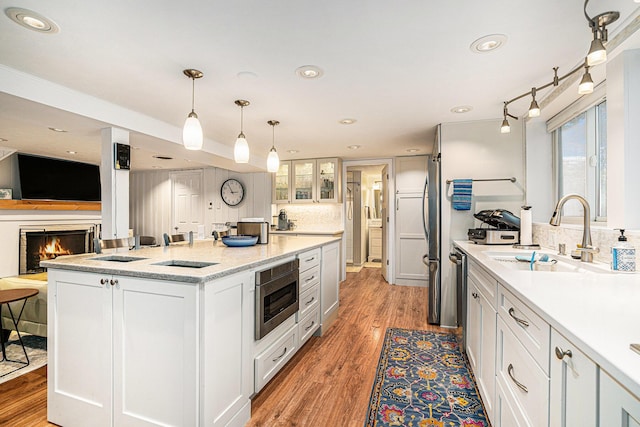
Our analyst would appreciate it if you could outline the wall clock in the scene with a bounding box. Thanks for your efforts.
[220,178,245,207]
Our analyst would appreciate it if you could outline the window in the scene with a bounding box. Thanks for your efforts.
[554,100,607,221]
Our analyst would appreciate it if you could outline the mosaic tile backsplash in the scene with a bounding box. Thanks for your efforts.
[274,204,343,231]
[533,223,640,265]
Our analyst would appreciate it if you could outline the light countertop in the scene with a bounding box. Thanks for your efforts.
[454,240,640,399]
[41,235,340,284]
[269,229,343,236]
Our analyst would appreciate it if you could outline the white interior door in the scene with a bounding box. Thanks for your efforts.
[381,165,388,281]
[171,171,203,234]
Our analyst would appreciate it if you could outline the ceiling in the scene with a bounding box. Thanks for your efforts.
[1,0,639,172]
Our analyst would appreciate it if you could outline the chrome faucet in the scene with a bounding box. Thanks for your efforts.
[549,194,598,262]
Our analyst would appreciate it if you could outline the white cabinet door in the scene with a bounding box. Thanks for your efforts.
[395,193,427,284]
[316,158,340,203]
[272,160,292,204]
[549,329,597,427]
[320,242,340,334]
[48,269,113,427]
[292,160,316,202]
[466,277,496,421]
[395,155,427,194]
[600,370,640,427]
[112,276,198,427]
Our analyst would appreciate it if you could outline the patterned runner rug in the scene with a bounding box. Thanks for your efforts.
[365,328,488,427]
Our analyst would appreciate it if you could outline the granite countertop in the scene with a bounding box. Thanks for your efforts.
[41,235,340,284]
[454,240,640,400]
[269,229,344,236]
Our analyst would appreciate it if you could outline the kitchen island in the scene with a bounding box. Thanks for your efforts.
[42,235,340,427]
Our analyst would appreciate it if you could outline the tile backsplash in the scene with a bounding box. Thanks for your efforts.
[533,222,639,264]
[274,204,343,231]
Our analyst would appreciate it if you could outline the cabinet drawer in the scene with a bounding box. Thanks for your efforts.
[468,259,498,309]
[298,248,320,272]
[299,265,320,292]
[254,323,298,393]
[498,286,550,373]
[297,284,320,321]
[496,317,549,427]
[298,306,320,347]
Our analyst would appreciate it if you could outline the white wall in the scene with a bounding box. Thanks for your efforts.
[440,119,525,327]
[524,120,554,222]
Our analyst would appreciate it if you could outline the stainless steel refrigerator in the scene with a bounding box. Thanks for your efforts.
[425,125,441,325]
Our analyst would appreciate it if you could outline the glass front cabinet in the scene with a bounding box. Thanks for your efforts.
[273,158,341,203]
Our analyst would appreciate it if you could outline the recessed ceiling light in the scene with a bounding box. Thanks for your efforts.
[237,71,258,80]
[153,155,173,160]
[5,8,59,34]
[0,138,8,142]
[406,148,420,153]
[296,65,323,79]
[287,149,299,154]
[48,127,66,132]
[151,166,162,169]
[450,105,473,113]
[347,145,361,150]
[339,119,357,125]
[66,151,77,154]
[470,34,507,53]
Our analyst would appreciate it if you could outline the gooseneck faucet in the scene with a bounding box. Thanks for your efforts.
[549,194,598,262]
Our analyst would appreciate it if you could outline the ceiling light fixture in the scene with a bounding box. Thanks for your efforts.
[450,105,473,114]
[48,127,66,132]
[339,118,357,125]
[66,151,76,154]
[267,120,280,173]
[296,65,323,79]
[233,100,250,163]
[499,1,618,132]
[5,8,59,34]
[0,138,7,142]
[347,145,361,150]
[406,149,420,153]
[470,34,507,53]
[182,69,204,151]
[287,149,299,154]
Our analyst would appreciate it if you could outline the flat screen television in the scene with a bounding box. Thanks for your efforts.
[17,154,101,201]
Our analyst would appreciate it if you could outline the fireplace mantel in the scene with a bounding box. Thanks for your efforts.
[0,200,101,211]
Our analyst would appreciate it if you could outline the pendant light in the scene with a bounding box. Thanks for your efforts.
[267,120,280,173]
[182,69,203,150]
[528,87,540,118]
[578,64,594,95]
[234,100,250,163]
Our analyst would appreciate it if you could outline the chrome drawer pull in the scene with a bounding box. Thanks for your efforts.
[305,275,315,282]
[555,346,573,360]
[305,297,315,306]
[472,292,479,299]
[304,321,316,331]
[272,347,287,362]
[507,363,528,393]
[305,257,315,262]
[508,308,529,327]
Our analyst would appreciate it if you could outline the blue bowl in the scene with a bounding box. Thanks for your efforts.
[221,235,259,247]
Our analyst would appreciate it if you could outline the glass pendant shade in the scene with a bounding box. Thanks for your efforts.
[234,133,250,163]
[528,100,540,118]
[267,148,280,173]
[183,112,203,150]
[578,70,594,95]
[500,118,511,134]
[587,38,606,66]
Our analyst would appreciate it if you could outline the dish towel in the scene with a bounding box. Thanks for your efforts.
[452,179,473,210]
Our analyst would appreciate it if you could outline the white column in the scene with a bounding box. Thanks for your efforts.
[101,127,129,238]
[606,49,640,229]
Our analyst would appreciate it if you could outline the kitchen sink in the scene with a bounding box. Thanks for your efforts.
[483,251,610,274]
[152,260,218,269]
[91,255,148,263]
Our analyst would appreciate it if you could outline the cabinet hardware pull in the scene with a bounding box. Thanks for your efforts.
[508,308,529,327]
[305,276,315,282]
[272,347,287,362]
[472,292,479,299]
[507,363,528,393]
[305,321,316,331]
[305,257,315,262]
[305,297,315,305]
[110,279,118,286]
[555,346,573,360]
[100,278,108,285]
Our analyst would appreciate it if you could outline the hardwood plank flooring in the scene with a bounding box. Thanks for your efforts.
[0,266,443,426]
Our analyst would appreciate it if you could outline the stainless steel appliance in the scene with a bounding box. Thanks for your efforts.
[426,126,441,324]
[467,208,520,245]
[237,221,269,244]
[449,249,467,351]
[255,259,299,340]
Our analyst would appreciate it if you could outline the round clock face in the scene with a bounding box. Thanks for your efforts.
[221,178,245,206]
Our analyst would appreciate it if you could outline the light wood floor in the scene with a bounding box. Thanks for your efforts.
[0,267,442,426]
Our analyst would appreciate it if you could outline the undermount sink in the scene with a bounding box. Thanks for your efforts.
[91,255,148,263]
[152,260,218,269]
[484,251,610,274]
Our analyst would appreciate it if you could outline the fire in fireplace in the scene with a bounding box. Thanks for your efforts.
[20,224,97,274]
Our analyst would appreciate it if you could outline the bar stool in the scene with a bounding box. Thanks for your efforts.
[0,288,39,377]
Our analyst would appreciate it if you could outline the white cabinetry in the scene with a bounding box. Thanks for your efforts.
[289,158,341,203]
[465,260,497,421]
[297,247,321,346]
[47,269,198,427]
[600,370,640,427]
[549,329,597,427]
[320,241,340,334]
[273,160,292,203]
[368,227,382,262]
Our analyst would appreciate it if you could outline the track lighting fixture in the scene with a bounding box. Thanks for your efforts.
[234,100,250,163]
[266,120,280,173]
[182,69,204,150]
[498,1,618,132]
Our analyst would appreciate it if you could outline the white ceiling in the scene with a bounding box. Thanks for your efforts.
[0,0,638,171]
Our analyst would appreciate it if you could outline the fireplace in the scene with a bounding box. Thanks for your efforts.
[19,224,97,274]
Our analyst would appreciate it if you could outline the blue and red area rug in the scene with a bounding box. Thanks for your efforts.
[365,328,488,427]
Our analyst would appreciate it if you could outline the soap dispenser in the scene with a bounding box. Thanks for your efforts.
[612,229,636,272]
